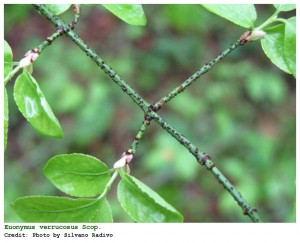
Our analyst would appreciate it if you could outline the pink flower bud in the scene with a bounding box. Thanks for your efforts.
[31,53,39,62]
[113,153,134,169]
[18,52,39,68]
[125,153,133,163]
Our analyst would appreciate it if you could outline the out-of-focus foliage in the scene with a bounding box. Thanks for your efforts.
[102,4,147,26]
[4,4,295,222]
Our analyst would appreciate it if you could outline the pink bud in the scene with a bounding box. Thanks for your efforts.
[113,152,134,169]
[24,50,32,57]
[125,153,133,164]
[18,52,39,68]
[31,53,39,62]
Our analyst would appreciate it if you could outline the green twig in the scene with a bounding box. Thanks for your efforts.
[129,118,151,154]
[4,65,22,85]
[129,36,241,154]
[150,112,260,222]
[37,4,81,53]
[34,4,151,113]
[34,4,261,222]
[97,170,119,199]
[255,8,281,31]
[151,41,241,111]
[4,5,81,86]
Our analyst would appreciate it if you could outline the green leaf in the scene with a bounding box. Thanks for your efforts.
[284,17,296,77]
[202,4,256,28]
[44,154,111,197]
[4,88,9,151]
[13,69,63,138]
[45,4,72,15]
[12,196,113,223]
[102,4,147,26]
[118,174,183,222]
[274,4,296,12]
[261,24,291,74]
[4,40,13,79]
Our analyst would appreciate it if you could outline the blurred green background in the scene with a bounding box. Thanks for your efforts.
[4,4,295,222]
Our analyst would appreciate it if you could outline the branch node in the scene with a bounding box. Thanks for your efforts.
[57,26,65,35]
[239,30,252,45]
[68,22,75,30]
[73,4,80,14]
[243,207,257,216]
[178,84,184,93]
[243,208,249,215]
[150,103,161,112]
[144,114,153,122]
[126,149,133,155]
[199,153,211,165]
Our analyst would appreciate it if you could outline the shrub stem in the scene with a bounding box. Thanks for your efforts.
[34,4,261,222]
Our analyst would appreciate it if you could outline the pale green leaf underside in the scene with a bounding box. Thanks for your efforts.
[274,4,296,12]
[4,40,13,78]
[261,24,291,74]
[202,4,257,28]
[102,4,147,26]
[44,153,110,197]
[12,196,113,223]
[13,69,64,138]
[118,174,183,222]
[45,4,72,15]
[284,17,296,77]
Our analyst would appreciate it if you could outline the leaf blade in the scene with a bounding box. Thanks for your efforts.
[117,174,183,222]
[45,4,72,15]
[4,40,13,78]
[102,4,147,26]
[261,24,291,74]
[284,17,296,77]
[202,4,257,28]
[274,4,296,12]
[12,196,112,223]
[13,69,64,138]
[44,154,111,197]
